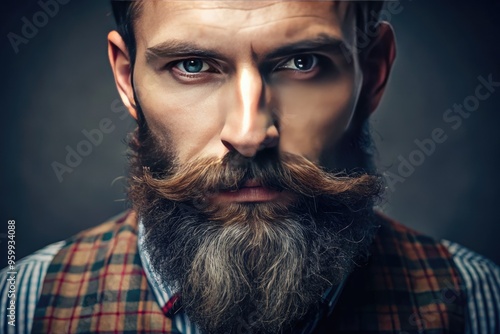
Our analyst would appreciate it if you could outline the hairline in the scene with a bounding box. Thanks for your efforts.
[117,1,383,64]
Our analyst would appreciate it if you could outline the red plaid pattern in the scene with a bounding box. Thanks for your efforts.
[32,211,466,333]
[32,211,176,333]
[319,212,466,333]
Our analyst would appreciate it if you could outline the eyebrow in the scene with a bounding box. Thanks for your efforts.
[146,40,227,64]
[262,34,350,61]
[145,34,350,64]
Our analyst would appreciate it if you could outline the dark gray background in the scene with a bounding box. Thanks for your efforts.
[1,0,499,269]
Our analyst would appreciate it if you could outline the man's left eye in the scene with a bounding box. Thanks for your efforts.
[278,55,318,72]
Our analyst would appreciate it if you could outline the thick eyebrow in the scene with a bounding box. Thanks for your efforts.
[145,40,227,64]
[262,34,351,61]
[145,34,351,64]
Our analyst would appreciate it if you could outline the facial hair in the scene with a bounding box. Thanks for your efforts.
[127,124,383,334]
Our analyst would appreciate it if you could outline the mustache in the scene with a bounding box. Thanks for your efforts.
[135,149,383,206]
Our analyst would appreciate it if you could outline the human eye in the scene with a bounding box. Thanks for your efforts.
[168,58,220,83]
[174,59,211,74]
[276,54,319,72]
[271,54,326,81]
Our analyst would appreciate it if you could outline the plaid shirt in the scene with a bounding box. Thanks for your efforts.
[1,210,499,333]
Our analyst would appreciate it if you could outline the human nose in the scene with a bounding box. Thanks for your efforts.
[220,67,279,157]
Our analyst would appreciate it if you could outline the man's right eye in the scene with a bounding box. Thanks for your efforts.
[174,59,211,73]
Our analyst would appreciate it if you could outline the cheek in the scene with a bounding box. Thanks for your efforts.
[277,79,357,161]
[134,68,225,161]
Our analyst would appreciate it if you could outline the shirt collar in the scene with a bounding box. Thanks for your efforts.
[138,221,179,315]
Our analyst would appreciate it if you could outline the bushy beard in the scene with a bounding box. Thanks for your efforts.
[127,124,383,334]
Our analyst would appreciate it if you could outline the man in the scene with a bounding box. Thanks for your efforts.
[1,1,499,333]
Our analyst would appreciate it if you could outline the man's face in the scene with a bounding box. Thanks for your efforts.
[132,1,361,169]
[109,2,391,333]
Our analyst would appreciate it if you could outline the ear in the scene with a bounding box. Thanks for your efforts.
[359,22,396,115]
[108,30,138,120]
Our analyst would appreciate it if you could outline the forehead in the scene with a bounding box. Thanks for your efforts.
[134,1,356,52]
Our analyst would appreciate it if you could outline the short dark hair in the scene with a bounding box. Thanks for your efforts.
[110,1,385,65]
[110,1,143,65]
